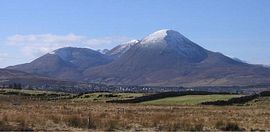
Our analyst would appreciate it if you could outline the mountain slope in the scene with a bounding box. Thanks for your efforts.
[0,69,39,79]
[84,29,270,86]
[7,47,113,81]
[0,68,60,85]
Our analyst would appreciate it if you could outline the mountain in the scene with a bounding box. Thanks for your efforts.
[7,47,113,81]
[83,29,270,87]
[7,29,270,87]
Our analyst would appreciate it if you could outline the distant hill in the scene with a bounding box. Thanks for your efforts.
[7,47,113,81]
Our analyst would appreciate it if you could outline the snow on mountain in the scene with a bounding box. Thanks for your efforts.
[140,29,190,46]
[140,29,168,45]
[107,39,139,57]
[49,51,56,55]
[260,64,270,68]
[138,29,208,62]
[52,47,112,69]
[97,49,109,54]
[231,57,248,64]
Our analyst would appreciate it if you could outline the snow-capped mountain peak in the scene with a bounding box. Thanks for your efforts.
[141,29,188,45]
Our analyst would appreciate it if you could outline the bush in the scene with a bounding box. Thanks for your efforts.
[223,122,242,131]
[84,95,90,98]
[216,121,243,131]
[87,114,96,129]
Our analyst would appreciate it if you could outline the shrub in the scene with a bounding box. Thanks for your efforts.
[223,122,243,131]
[84,95,90,98]
[215,120,226,129]
[87,113,96,129]
[216,121,243,131]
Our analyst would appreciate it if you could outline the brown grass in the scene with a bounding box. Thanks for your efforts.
[0,95,269,131]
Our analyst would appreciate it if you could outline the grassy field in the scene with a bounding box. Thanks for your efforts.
[0,89,269,131]
[73,92,146,102]
[0,88,68,95]
[0,88,75,100]
[142,95,242,105]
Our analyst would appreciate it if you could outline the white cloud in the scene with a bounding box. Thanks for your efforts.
[6,33,132,58]
[0,53,8,61]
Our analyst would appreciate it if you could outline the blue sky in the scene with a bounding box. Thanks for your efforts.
[0,0,270,68]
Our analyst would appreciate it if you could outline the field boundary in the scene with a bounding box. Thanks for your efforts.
[201,91,270,106]
[107,91,237,103]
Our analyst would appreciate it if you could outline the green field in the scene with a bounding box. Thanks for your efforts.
[0,88,68,95]
[142,95,242,105]
[73,92,146,102]
[0,88,75,100]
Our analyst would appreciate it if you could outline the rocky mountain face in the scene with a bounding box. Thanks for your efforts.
[7,29,270,87]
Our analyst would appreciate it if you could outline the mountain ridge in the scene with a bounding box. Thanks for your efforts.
[6,29,270,87]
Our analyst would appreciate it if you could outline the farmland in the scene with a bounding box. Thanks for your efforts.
[73,92,146,102]
[141,95,242,105]
[0,89,269,131]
